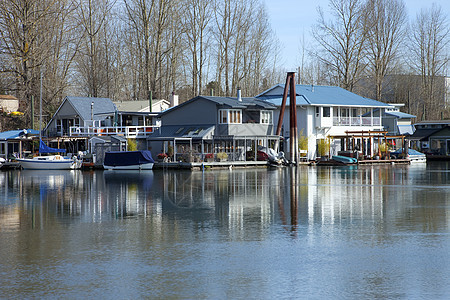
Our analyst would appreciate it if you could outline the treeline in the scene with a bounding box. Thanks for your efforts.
[0,0,448,129]
[0,0,280,126]
[304,0,449,120]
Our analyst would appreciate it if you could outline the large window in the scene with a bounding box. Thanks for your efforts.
[323,107,330,117]
[219,109,242,124]
[260,110,273,124]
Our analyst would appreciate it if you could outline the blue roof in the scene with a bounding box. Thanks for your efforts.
[257,84,391,107]
[385,111,416,119]
[0,129,38,140]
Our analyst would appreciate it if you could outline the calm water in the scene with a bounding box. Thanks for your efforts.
[0,163,449,299]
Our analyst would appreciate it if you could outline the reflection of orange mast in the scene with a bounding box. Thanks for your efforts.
[275,72,298,165]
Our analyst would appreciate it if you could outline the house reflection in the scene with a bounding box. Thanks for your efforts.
[1,163,446,236]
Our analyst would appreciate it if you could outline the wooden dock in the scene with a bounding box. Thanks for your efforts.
[154,160,271,170]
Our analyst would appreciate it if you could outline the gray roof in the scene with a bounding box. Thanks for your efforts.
[257,84,391,107]
[66,96,117,120]
[409,128,441,140]
[147,125,215,140]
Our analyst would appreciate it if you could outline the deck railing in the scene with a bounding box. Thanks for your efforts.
[333,117,381,126]
[69,125,158,138]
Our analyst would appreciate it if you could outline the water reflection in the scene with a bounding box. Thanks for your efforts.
[1,164,449,298]
[1,163,448,236]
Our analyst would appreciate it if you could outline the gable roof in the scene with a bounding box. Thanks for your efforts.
[257,84,391,108]
[160,95,275,116]
[65,97,117,120]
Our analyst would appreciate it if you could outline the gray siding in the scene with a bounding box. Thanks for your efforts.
[216,124,273,136]
[162,99,217,125]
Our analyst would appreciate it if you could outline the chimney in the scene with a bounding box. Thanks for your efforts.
[237,88,242,101]
[311,84,314,92]
[169,92,178,107]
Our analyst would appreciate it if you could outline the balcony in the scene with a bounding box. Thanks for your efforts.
[69,125,158,138]
[333,117,381,127]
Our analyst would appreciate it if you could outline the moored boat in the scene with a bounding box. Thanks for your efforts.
[103,150,154,170]
[332,155,358,164]
[17,155,78,170]
[391,148,426,163]
[16,140,79,170]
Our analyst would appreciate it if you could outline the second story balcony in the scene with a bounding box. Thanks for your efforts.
[69,125,159,138]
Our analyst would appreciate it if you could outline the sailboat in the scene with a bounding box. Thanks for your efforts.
[16,139,79,170]
[16,72,79,170]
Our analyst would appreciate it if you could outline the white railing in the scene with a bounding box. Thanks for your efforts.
[69,125,159,138]
[333,117,381,126]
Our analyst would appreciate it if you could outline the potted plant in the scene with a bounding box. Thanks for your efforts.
[205,153,214,162]
[217,152,228,162]
[157,153,168,162]
[317,137,330,160]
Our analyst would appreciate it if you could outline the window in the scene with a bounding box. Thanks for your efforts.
[219,109,242,124]
[323,107,330,117]
[260,110,273,124]
[315,107,320,118]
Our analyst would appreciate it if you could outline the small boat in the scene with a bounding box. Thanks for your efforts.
[391,148,426,163]
[103,150,155,170]
[17,155,78,170]
[332,155,358,164]
[16,140,79,170]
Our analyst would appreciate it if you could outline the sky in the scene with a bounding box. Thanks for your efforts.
[265,0,450,70]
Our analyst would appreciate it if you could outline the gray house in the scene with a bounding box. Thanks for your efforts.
[147,94,278,162]
[45,96,160,139]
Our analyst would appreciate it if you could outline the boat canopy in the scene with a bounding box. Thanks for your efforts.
[39,139,66,153]
[104,150,154,167]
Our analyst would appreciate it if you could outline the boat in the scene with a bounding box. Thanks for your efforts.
[16,140,79,170]
[103,150,154,170]
[332,155,358,164]
[391,148,426,163]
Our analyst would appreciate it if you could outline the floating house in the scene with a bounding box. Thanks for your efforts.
[257,84,401,160]
[0,129,39,159]
[146,92,278,162]
[45,96,160,139]
[409,120,450,158]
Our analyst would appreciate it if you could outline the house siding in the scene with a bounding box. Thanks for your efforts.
[162,99,217,126]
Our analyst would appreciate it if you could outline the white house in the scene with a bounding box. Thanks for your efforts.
[257,84,394,160]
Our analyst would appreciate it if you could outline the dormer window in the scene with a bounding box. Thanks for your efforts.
[260,110,273,124]
[219,109,242,124]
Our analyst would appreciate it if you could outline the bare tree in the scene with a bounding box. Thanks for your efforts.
[312,0,369,91]
[364,0,407,101]
[409,3,449,120]
[182,0,211,97]
[76,0,115,97]
[0,0,80,127]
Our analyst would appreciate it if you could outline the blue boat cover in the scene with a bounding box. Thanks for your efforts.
[39,139,66,153]
[104,150,154,167]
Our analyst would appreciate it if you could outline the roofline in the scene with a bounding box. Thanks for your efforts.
[255,84,284,97]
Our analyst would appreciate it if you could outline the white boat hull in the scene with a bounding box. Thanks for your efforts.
[103,162,154,170]
[17,158,77,170]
